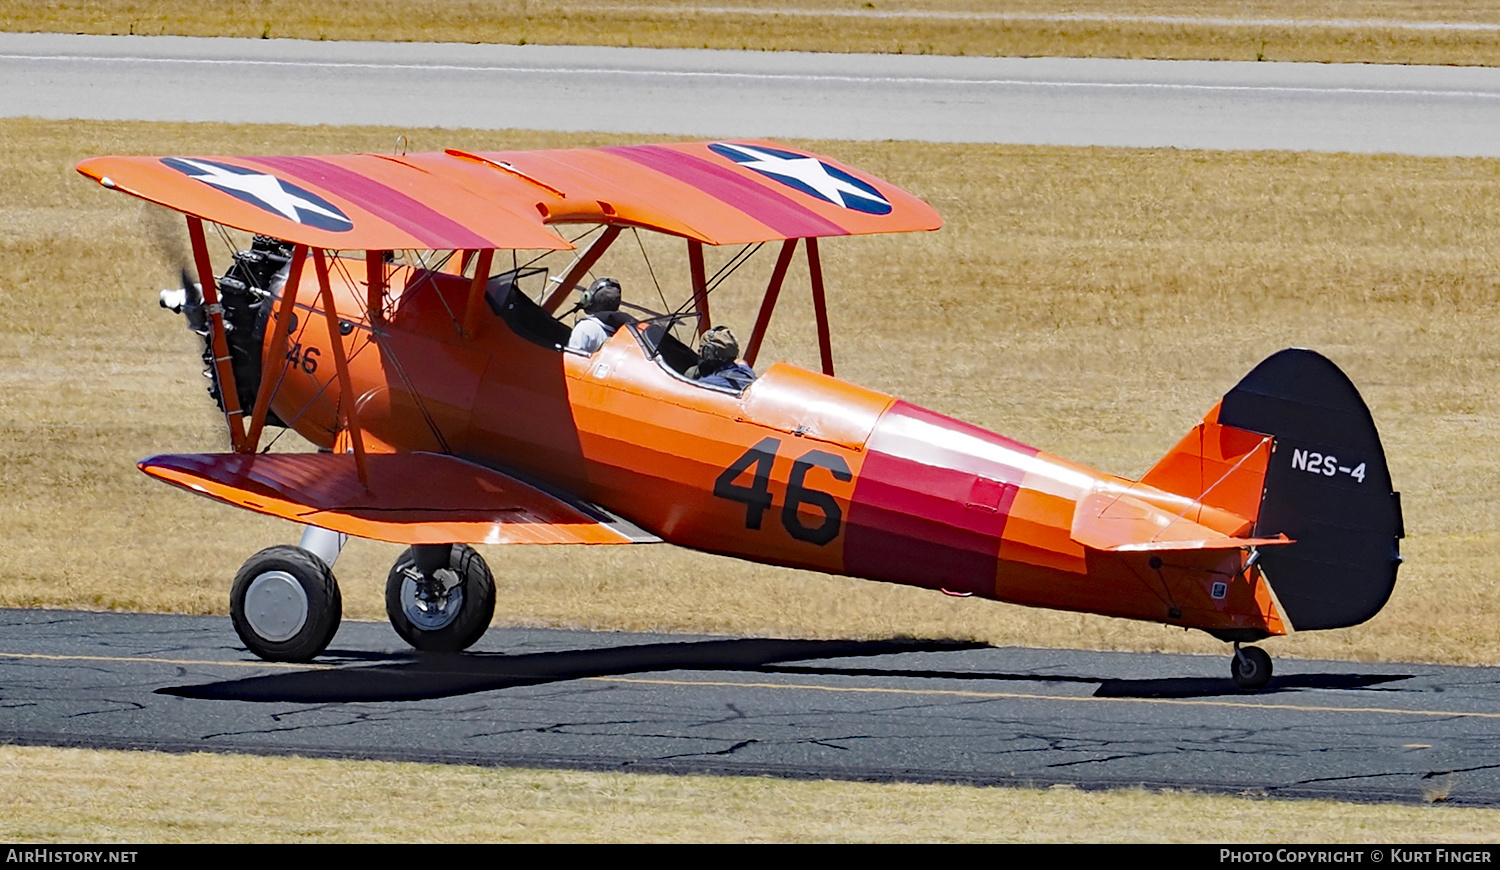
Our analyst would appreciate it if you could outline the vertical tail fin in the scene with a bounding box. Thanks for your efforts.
[1202,349,1404,630]
[1140,402,1273,530]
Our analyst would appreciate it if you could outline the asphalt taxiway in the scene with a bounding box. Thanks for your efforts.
[4,608,1498,805]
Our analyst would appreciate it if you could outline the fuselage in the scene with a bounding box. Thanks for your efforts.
[268,263,1284,637]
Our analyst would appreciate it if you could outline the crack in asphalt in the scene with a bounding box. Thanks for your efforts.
[62,698,147,719]
[1423,761,1500,777]
[658,739,761,760]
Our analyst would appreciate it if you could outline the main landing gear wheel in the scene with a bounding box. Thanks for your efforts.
[385,544,496,653]
[1231,645,1273,691]
[230,545,343,662]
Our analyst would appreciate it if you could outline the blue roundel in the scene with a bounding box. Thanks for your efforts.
[710,143,893,215]
[162,157,353,232]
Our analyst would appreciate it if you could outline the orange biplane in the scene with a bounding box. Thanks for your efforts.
[77,141,1402,690]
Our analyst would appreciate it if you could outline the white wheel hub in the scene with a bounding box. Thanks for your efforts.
[243,570,309,642]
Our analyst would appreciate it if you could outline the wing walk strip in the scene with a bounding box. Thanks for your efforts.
[4,651,1494,720]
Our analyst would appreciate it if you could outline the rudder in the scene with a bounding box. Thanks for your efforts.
[1218,349,1404,631]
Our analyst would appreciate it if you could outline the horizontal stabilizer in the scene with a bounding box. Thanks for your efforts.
[1071,491,1291,553]
[140,452,660,546]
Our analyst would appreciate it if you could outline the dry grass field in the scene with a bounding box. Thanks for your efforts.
[4,745,1498,843]
[4,118,1500,671]
[3,0,1499,66]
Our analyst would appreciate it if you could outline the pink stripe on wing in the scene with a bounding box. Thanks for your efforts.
[603,145,848,240]
[248,156,495,249]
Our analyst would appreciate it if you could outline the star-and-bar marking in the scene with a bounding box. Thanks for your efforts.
[709,143,893,216]
[162,158,354,232]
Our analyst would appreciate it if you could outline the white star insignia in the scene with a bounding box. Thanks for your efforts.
[175,158,350,228]
[715,144,888,211]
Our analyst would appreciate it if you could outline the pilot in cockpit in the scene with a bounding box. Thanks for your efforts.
[687,326,757,390]
[566,277,632,354]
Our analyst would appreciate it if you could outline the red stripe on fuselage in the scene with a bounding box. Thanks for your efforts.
[603,145,849,240]
[843,402,1038,597]
[247,156,496,250]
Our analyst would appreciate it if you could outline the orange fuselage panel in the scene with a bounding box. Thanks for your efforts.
[270,266,1283,637]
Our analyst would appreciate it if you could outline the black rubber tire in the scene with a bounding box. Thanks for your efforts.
[1231,646,1274,691]
[230,545,342,662]
[385,544,495,653]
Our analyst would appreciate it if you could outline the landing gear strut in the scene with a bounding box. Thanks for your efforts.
[385,544,496,653]
[230,545,343,662]
[1230,644,1273,691]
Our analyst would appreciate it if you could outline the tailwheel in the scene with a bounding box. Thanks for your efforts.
[386,544,495,653]
[1230,645,1273,691]
[230,545,343,662]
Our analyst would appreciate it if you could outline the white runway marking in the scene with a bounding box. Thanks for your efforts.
[6,51,1500,102]
[6,33,1500,155]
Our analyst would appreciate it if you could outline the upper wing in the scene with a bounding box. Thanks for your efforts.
[76,141,941,249]
[76,153,573,252]
[463,141,942,243]
[140,452,659,546]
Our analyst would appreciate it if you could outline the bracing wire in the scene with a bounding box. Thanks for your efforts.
[631,227,670,314]
[211,223,235,258]
[632,241,766,354]
[399,249,463,333]
[706,242,763,292]
[263,249,452,455]
[665,242,765,324]
[517,226,603,273]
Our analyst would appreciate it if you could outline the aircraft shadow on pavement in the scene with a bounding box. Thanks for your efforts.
[1088,672,1412,698]
[157,637,987,703]
[764,666,1412,698]
[157,637,1413,703]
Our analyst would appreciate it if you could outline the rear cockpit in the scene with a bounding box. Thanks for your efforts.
[447,227,777,395]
